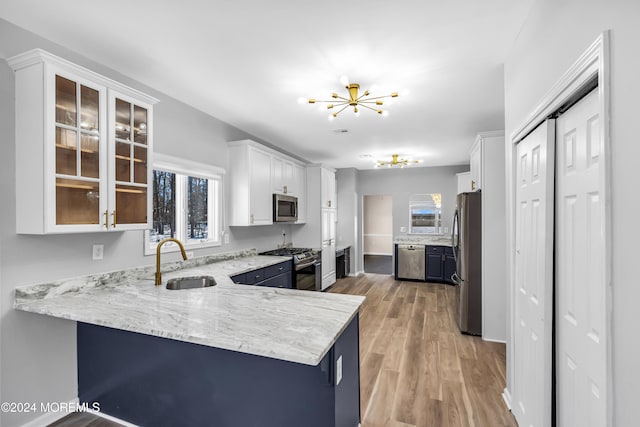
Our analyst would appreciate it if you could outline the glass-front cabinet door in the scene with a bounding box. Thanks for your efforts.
[9,48,157,234]
[108,91,152,230]
[54,73,107,230]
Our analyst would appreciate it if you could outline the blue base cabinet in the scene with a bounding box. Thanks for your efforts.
[444,250,456,284]
[77,315,360,427]
[230,260,293,288]
[426,245,456,285]
[426,246,445,281]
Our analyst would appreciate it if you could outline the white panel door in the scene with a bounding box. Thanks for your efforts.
[555,90,606,427]
[513,120,555,427]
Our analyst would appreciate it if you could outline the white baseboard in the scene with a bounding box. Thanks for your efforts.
[92,411,138,426]
[482,336,507,344]
[502,387,512,411]
[19,397,137,427]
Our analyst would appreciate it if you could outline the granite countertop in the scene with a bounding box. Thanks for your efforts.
[13,250,365,366]
[394,235,454,246]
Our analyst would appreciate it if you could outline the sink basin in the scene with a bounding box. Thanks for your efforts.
[166,276,217,290]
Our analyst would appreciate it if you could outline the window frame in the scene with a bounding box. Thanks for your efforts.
[144,153,225,256]
[408,193,443,235]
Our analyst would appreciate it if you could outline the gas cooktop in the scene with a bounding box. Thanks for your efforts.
[260,248,319,265]
[260,248,314,256]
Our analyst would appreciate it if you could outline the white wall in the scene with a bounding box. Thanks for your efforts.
[363,195,393,255]
[0,19,299,427]
[504,1,640,424]
[481,135,507,343]
[356,165,467,273]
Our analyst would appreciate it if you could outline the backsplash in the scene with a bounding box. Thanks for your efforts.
[14,248,258,302]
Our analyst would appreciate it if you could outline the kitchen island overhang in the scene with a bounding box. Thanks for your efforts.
[14,250,365,426]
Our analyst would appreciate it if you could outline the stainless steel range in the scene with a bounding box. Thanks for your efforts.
[260,248,321,291]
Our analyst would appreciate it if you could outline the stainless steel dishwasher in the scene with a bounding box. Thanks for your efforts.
[396,244,426,280]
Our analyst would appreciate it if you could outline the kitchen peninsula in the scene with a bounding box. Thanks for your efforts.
[14,250,365,427]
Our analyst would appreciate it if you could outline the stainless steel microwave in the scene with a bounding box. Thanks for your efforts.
[273,194,298,222]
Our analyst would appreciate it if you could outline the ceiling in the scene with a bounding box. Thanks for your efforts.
[0,0,534,169]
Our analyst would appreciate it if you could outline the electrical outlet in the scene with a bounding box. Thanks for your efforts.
[92,244,104,261]
[336,355,343,385]
[186,252,194,259]
[224,234,230,244]
[444,227,449,233]
[400,226,407,233]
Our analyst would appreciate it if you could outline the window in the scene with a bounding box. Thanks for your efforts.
[409,193,442,234]
[144,154,224,255]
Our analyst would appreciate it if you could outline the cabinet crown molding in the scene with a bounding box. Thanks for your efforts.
[227,139,307,166]
[7,48,159,105]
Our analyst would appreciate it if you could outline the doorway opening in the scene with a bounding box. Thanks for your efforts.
[363,195,393,274]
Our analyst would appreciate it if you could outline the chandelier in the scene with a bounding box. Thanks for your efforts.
[376,154,422,168]
[304,79,398,119]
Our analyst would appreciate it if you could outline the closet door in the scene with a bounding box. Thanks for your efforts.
[555,89,606,427]
[512,120,555,427]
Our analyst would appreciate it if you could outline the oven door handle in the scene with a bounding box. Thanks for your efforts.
[296,260,317,270]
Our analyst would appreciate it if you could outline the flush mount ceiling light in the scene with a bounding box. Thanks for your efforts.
[303,77,398,120]
[375,154,422,168]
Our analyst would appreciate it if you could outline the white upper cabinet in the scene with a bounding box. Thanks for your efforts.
[228,142,273,226]
[228,140,307,226]
[457,171,472,194]
[320,167,337,209]
[272,156,298,196]
[469,140,482,191]
[293,164,307,223]
[8,49,158,234]
[271,156,285,194]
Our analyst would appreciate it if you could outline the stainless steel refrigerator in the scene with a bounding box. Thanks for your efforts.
[451,192,482,336]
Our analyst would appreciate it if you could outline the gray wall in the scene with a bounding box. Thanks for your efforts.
[354,165,468,273]
[504,0,640,424]
[0,19,295,427]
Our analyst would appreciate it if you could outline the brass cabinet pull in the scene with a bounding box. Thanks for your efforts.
[104,210,109,229]
[112,210,117,228]
[471,180,476,190]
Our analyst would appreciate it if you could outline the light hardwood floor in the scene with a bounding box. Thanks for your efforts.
[329,273,517,427]
[49,273,516,427]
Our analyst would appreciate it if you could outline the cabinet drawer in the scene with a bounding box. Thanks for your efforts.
[246,268,266,285]
[230,273,247,284]
[264,261,291,278]
[257,272,292,289]
[426,246,444,254]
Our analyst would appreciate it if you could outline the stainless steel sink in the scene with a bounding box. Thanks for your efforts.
[166,276,217,290]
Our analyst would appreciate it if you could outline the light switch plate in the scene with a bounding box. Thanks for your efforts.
[92,244,104,260]
[336,355,343,385]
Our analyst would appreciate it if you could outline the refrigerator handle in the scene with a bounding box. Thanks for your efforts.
[451,210,459,264]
